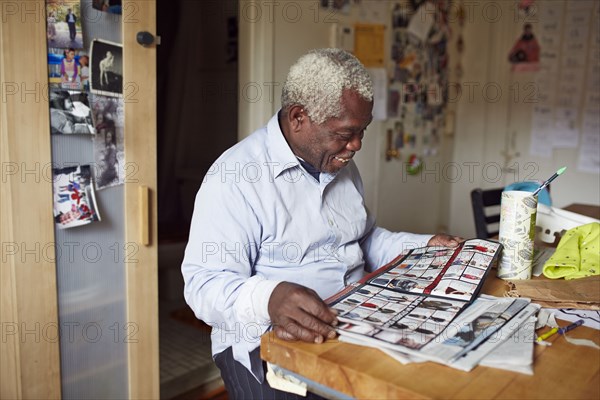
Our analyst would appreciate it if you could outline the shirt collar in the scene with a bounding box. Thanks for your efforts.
[266,111,301,178]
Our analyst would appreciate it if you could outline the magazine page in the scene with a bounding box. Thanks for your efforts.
[427,239,501,301]
[418,296,532,365]
[331,283,468,352]
[362,239,501,303]
[475,315,538,375]
[332,294,532,365]
[337,300,539,372]
[447,304,539,372]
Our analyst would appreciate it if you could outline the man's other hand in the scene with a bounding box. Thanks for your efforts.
[268,282,338,344]
[427,234,464,247]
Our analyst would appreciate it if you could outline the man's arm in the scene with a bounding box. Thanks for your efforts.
[182,180,274,332]
[182,177,336,344]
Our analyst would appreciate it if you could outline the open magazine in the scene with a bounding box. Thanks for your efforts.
[327,239,536,368]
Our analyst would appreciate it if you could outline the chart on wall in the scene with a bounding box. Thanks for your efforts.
[529,0,599,175]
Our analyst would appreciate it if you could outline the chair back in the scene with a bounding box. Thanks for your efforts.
[470,188,503,239]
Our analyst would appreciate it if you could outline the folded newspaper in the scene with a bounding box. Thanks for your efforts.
[327,239,540,371]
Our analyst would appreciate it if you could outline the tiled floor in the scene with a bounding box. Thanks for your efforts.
[159,299,223,399]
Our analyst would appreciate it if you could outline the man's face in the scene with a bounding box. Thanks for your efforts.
[295,90,373,174]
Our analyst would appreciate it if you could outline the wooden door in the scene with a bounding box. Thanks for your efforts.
[0,1,158,398]
[123,1,159,398]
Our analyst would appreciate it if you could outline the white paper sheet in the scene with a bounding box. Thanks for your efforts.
[407,3,435,42]
[530,105,554,157]
[553,107,580,148]
[577,111,600,173]
[368,68,388,121]
[478,316,536,375]
[545,309,600,330]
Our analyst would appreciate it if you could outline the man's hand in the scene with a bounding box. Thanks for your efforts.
[268,282,338,344]
[427,234,464,247]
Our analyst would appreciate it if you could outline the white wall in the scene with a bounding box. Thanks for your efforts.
[238,0,600,240]
[239,1,449,234]
[448,0,600,238]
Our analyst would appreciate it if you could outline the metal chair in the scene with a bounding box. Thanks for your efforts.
[470,188,503,239]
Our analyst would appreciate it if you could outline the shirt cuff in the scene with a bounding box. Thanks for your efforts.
[251,279,283,325]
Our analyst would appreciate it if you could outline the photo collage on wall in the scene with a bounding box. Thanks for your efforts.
[46,0,124,229]
[388,1,451,165]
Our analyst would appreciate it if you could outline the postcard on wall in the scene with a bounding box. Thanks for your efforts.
[53,165,101,229]
[354,24,386,68]
[508,23,541,71]
[92,0,122,14]
[90,39,123,97]
[90,95,125,189]
[46,0,84,49]
[48,48,90,91]
[49,89,95,134]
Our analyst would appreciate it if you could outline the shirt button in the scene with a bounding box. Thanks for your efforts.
[328,219,333,226]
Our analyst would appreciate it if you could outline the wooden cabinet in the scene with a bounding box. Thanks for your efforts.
[0,1,159,398]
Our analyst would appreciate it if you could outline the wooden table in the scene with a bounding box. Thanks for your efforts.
[564,203,600,220]
[261,204,600,399]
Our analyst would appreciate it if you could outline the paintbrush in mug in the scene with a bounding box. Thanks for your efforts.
[532,166,567,197]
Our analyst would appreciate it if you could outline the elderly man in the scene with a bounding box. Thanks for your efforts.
[182,48,460,398]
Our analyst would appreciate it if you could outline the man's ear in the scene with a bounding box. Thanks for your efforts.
[288,105,306,132]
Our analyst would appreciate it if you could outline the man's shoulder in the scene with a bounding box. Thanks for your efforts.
[219,127,268,163]
[202,127,272,185]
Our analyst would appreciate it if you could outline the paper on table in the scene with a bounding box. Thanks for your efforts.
[266,363,307,396]
[447,302,540,372]
[337,335,427,365]
[478,316,536,375]
[536,309,600,349]
[545,309,600,330]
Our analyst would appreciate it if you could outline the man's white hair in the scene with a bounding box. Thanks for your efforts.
[281,48,373,125]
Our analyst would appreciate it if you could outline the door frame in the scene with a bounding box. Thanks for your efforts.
[1,1,61,398]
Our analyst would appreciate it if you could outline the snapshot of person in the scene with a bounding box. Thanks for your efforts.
[508,23,540,64]
[182,48,462,398]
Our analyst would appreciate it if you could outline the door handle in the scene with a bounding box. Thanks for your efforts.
[136,31,161,46]
[139,185,150,246]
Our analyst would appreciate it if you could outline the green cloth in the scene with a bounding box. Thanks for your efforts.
[543,222,600,280]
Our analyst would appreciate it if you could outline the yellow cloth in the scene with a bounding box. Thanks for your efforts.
[543,222,600,280]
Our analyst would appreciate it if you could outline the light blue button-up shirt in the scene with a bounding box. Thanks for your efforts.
[182,112,432,380]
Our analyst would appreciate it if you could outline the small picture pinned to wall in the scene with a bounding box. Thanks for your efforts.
[46,0,83,49]
[388,89,400,118]
[321,0,352,14]
[92,0,122,15]
[53,165,101,229]
[90,95,125,189]
[48,48,90,91]
[90,39,123,97]
[49,89,95,134]
[508,23,540,72]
